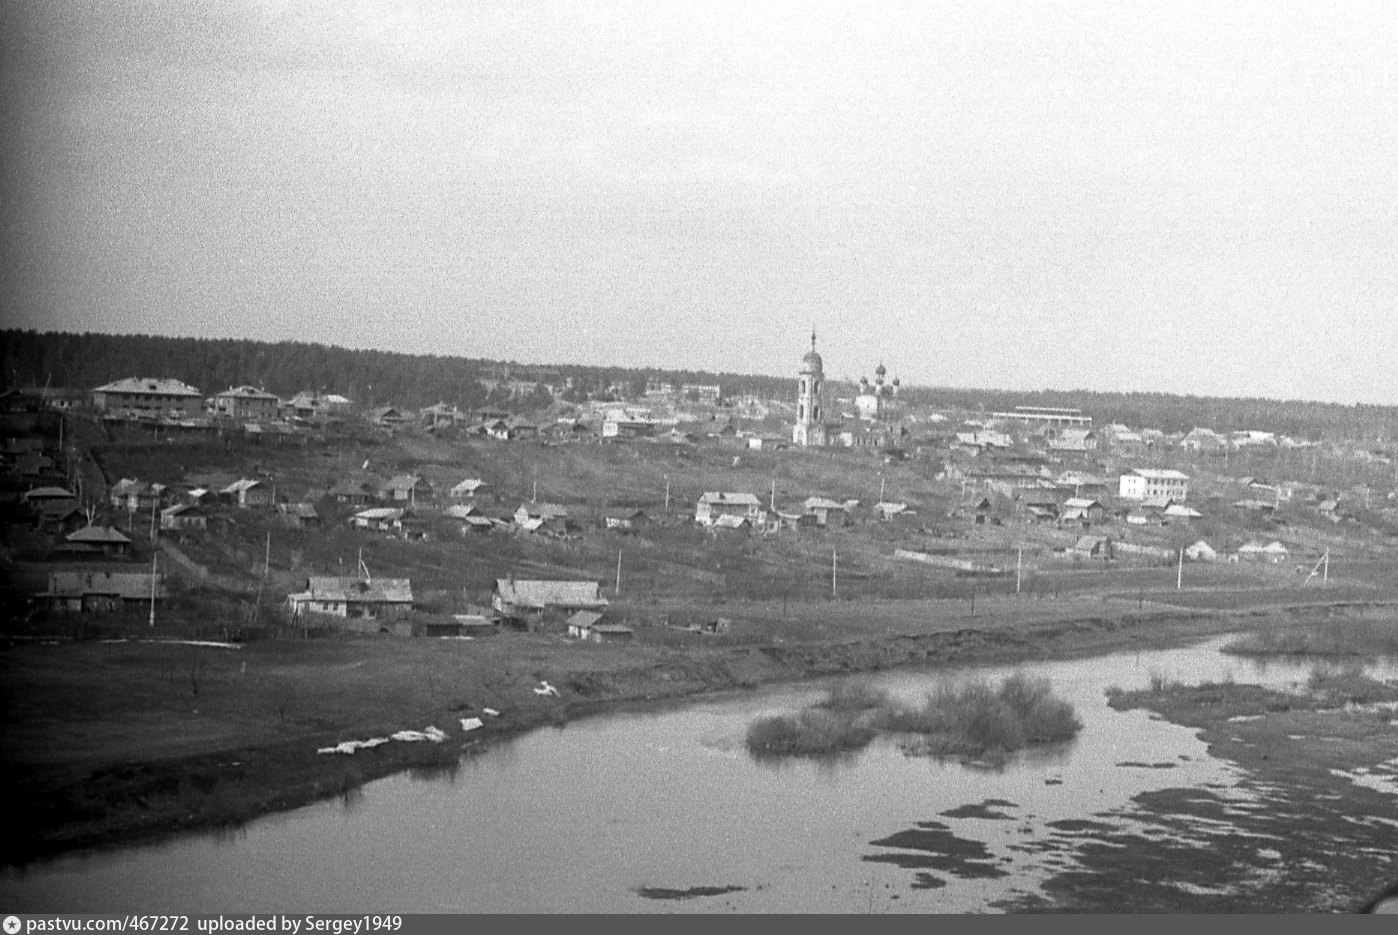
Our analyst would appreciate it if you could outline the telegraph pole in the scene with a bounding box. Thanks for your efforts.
[615,549,623,595]
[831,549,838,598]
[1177,547,1184,590]
[1016,546,1023,594]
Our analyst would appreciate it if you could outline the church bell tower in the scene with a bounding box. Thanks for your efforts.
[793,331,827,447]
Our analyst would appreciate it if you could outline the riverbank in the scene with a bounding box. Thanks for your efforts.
[3,599,1392,868]
[1000,670,1398,912]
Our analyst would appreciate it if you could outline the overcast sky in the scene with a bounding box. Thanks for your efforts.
[3,1,1395,403]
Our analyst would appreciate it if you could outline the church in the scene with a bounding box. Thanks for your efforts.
[791,333,906,449]
[791,331,829,447]
[855,362,899,422]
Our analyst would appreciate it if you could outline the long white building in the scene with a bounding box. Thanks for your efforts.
[1118,468,1190,501]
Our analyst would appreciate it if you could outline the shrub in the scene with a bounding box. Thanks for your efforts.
[745,708,876,756]
[748,673,1081,759]
[818,680,891,712]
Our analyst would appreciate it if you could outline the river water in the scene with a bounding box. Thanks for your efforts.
[6,636,1397,913]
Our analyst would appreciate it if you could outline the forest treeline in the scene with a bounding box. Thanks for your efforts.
[2,329,1394,444]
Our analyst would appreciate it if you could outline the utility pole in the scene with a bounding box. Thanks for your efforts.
[615,549,623,595]
[148,552,158,629]
[1016,546,1023,594]
[1177,547,1184,590]
[664,475,670,514]
[831,549,838,599]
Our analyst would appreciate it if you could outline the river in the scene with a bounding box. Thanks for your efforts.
[6,636,1396,912]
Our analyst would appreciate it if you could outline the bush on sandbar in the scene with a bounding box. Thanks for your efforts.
[745,672,1080,759]
[746,708,877,756]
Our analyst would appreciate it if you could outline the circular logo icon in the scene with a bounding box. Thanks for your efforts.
[3,916,21,935]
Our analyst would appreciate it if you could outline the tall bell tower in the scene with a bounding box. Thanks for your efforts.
[793,331,827,447]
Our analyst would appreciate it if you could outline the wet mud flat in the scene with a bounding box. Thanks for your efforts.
[988,679,1398,912]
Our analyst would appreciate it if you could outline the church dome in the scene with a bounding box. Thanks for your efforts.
[800,332,823,373]
[874,362,887,378]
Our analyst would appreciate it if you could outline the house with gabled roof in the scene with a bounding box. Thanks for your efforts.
[1058,497,1105,526]
[221,477,273,509]
[92,377,203,418]
[161,503,209,531]
[286,576,414,620]
[493,578,608,628]
[381,473,432,504]
[450,478,492,501]
[695,492,763,526]
[350,507,405,533]
[803,497,851,527]
[329,476,379,506]
[421,402,466,429]
[514,501,569,525]
[64,525,132,556]
[209,385,280,421]
[41,569,166,614]
[109,478,164,513]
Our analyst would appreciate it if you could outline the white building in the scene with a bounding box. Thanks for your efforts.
[1119,468,1190,501]
[792,332,829,447]
[695,492,764,526]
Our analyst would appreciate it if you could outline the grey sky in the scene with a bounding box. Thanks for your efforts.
[3,1,1395,403]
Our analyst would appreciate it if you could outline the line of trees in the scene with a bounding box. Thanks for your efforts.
[3,329,1395,443]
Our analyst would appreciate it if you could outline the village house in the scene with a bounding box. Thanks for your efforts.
[109,478,164,513]
[803,497,852,527]
[160,503,209,532]
[208,385,280,421]
[566,610,634,643]
[1046,428,1098,455]
[450,478,492,501]
[286,576,414,621]
[514,501,569,526]
[22,486,77,529]
[872,501,913,521]
[1058,497,1106,527]
[329,477,379,506]
[350,507,405,533]
[602,508,653,532]
[1164,503,1203,522]
[285,391,353,421]
[381,473,432,504]
[695,492,763,527]
[92,377,204,419]
[221,478,273,509]
[63,525,132,557]
[277,502,322,528]
[369,406,410,428]
[1179,427,1229,453]
[444,505,497,535]
[492,578,608,628]
[710,513,753,535]
[420,402,467,429]
[40,569,166,614]
[1118,468,1190,502]
[1070,535,1113,561]
[1236,540,1290,564]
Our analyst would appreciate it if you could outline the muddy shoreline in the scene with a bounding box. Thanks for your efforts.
[6,601,1392,875]
[991,665,1398,911]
